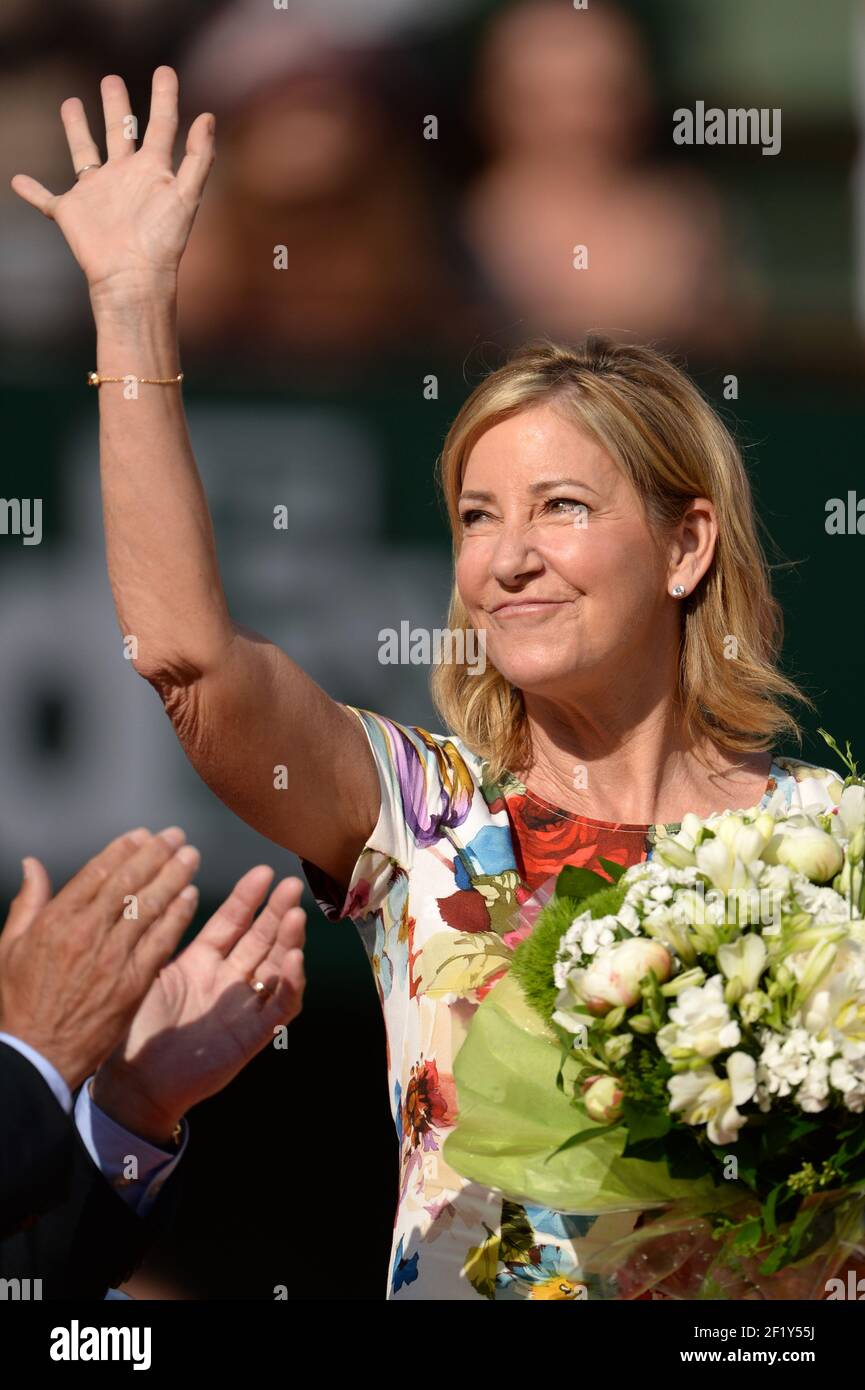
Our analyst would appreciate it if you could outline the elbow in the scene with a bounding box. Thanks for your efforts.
[122,627,235,691]
[127,648,207,692]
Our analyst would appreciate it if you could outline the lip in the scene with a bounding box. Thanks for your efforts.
[490,600,568,617]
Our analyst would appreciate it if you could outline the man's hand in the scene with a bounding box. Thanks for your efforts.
[0,828,200,1091]
[90,867,306,1145]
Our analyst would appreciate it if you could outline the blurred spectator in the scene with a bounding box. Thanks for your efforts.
[177,9,478,369]
[462,0,765,357]
[0,59,94,341]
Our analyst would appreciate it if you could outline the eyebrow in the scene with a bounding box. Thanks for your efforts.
[458,477,599,503]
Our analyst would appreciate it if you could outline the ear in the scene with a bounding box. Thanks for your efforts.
[667,497,717,592]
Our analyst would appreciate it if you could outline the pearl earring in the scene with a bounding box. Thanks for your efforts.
[671,584,686,597]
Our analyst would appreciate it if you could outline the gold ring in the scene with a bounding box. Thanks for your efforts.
[75,163,102,178]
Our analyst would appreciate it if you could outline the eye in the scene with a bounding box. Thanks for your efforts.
[545,496,589,517]
[459,508,490,527]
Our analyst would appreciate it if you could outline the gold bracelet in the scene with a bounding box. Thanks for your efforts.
[87,370,184,386]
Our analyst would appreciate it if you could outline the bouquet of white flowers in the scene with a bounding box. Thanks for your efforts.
[444,732,865,1298]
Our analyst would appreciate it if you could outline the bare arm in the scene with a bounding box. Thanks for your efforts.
[12,67,379,889]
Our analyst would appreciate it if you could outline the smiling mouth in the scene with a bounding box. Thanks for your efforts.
[491,601,568,618]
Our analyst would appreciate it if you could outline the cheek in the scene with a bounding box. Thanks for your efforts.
[549,527,660,590]
[455,547,484,606]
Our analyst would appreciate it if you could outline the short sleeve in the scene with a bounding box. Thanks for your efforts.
[299,705,476,925]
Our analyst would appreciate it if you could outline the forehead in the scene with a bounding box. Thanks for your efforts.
[461,404,618,490]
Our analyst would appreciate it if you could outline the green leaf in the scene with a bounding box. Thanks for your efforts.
[834,1124,865,1170]
[545,1120,623,1161]
[665,1129,715,1180]
[597,857,627,883]
[621,1100,671,1145]
[555,866,611,902]
[554,1041,571,1095]
[622,1136,668,1162]
[731,1218,762,1252]
[761,1182,785,1236]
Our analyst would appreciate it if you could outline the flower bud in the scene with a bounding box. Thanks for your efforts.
[724,978,744,1007]
[582,1074,624,1124]
[775,827,844,883]
[631,1013,657,1035]
[573,938,673,1014]
[605,1034,634,1063]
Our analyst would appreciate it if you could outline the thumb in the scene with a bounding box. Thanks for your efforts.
[4,857,53,942]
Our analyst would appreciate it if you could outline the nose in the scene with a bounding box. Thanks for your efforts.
[486,518,544,587]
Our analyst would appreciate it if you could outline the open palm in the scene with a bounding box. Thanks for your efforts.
[92,867,306,1139]
[10,67,214,296]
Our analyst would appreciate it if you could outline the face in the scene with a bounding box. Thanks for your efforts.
[455,403,689,700]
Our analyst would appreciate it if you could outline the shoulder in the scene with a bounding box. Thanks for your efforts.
[345,706,482,779]
[344,706,484,844]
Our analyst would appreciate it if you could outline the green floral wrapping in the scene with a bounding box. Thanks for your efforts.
[443,970,729,1214]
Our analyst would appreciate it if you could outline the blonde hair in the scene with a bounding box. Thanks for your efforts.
[430,335,813,782]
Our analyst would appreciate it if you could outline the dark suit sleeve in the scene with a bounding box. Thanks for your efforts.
[0,1042,183,1298]
[0,1040,76,1238]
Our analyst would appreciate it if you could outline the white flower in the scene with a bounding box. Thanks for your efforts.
[657,975,741,1062]
[695,839,760,895]
[553,910,620,988]
[740,990,771,1025]
[617,903,641,936]
[766,826,843,883]
[759,863,796,895]
[717,934,768,994]
[712,812,774,863]
[668,1051,757,1144]
[754,1023,845,1113]
[649,884,674,903]
[837,784,865,840]
[786,879,850,925]
[800,942,865,1042]
[568,938,672,1016]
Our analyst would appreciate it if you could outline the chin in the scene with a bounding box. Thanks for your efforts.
[492,657,590,694]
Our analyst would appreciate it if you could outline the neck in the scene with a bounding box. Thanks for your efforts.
[516,683,768,825]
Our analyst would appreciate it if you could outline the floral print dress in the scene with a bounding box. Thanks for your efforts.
[299,706,842,1301]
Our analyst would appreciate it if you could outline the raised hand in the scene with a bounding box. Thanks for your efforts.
[90,867,307,1144]
[10,67,214,303]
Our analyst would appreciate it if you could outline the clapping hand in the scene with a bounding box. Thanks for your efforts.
[90,867,307,1144]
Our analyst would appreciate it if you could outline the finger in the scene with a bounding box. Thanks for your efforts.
[134,883,200,978]
[196,865,275,956]
[176,111,215,206]
[142,65,178,163]
[228,886,305,979]
[100,74,136,160]
[87,826,184,923]
[111,843,201,945]
[57,827,152,910]
[253,903,307,977]
[10,174,59,218]
[59,96,102,177]
[256,948,306,1030]
[3,857,53,944]
[201,867,300,956]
